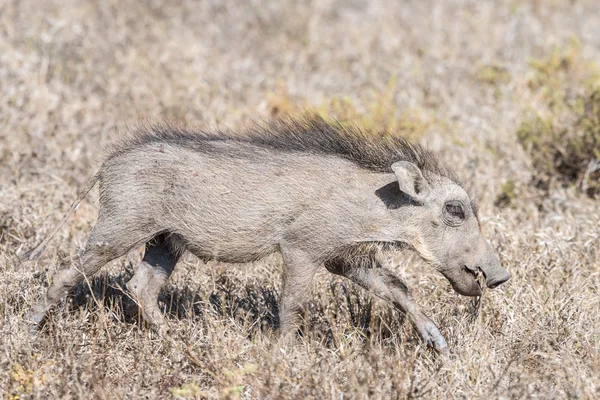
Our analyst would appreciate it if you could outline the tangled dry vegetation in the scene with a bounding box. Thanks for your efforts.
[518,40,600,197]
[1,0,599,399]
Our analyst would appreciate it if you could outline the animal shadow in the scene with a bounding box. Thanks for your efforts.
[65,268,407,345]
[68,268,280,337]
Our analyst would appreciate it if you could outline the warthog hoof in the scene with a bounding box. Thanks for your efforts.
[24,308,46,335]
[416,318,448,351]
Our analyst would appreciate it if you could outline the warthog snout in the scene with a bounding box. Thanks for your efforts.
[481,266,511,289]
[478,243,510,289]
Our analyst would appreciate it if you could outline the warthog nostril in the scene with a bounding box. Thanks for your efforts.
[481,268,510,289]
[487,275,510,289]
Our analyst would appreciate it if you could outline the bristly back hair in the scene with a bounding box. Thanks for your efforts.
[104,113,478,214]
[244,114,456,180]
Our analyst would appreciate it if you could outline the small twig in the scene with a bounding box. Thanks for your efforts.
[469,273,485,322]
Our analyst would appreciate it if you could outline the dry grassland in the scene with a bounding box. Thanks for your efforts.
[1,0,599,398]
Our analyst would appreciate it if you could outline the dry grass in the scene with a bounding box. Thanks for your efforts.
[1,0,599,398]
[517,39,600,197]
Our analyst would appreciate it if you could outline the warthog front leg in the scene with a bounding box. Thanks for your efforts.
[127,235,179,328]
[278,244,320,341]
[325,256,447,351]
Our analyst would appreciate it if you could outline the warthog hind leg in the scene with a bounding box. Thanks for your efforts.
[126,234,180,329]
[28,225,142,328]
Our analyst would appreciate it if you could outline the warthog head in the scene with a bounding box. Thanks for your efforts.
[387,161,510,296]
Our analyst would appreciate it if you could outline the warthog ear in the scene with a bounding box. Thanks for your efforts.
[391,161,430,203]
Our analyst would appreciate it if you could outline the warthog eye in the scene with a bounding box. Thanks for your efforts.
[443,201,466,225]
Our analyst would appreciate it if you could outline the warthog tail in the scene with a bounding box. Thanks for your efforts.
[21,173,99,262]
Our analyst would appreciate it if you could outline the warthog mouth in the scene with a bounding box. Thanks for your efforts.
[445,265,483,297]
[464,265,479,280]
[439,264,483,296]
[465,266,485,291]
